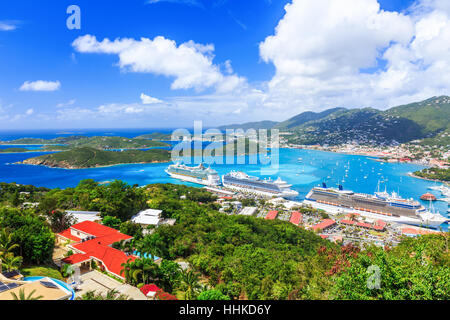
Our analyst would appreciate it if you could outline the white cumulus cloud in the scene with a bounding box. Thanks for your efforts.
[20,80,61,92]
[256,0,450,112]
[72,35,245,92]
[140,93,163,105]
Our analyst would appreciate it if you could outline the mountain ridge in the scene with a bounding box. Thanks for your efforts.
[218,96,450,146]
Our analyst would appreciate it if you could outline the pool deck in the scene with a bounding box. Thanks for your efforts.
[76,271,147,300]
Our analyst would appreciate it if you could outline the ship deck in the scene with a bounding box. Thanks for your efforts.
[309,191,418,218]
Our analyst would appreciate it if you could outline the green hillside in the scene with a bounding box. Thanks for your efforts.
[135,132,173,141]
[283,108,423,145]
[1,135,169,150]
[275,107,346,130]
[216,96,450,146]
[386,96,450,134]
[0,148,30,153]
[218,120,279,131]
[22,147,171,169]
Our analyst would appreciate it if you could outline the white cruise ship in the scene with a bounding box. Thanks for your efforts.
[222,171,299,199]
[165,163,220,186]
[304,183,449,228]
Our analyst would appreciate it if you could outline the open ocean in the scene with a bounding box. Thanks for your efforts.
[0,129,448,230]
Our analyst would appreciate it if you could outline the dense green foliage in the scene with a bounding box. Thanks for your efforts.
[198,289,230,300]
[0,207,54,264]
[218,121,279,131]
[0,182,49,206]
[66,136,169,149]
[139,184,336,300]
[283,108,424,145]
[0,148,30,153]
[0,179,448,300]
[387,96,450,134]
[23,147,171,169]
[135,132,174,141]
[275,108,346,130]
[0,135,169,150]
[414,167,450,182]
[333,235,449,300]
[38,179,147,221]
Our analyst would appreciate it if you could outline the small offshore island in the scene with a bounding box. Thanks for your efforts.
[15,135,267,169]
[20,147,172,169]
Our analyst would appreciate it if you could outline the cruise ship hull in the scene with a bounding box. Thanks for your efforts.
[222,182,299,199]
[165,170,220,187]
[303,198,445,228]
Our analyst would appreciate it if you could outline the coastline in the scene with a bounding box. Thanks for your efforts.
[408,172,450,186]
[18,159,172,170]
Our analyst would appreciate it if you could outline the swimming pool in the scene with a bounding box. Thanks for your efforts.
[23,276,75,300]
[133,251,160,261]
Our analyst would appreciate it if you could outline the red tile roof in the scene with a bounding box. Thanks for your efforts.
[62,253,91,264]
[376,220,387,227]
[265,211,278,220]
[58,229,81,242]
[357,222,372,229]
[289,211,302,225]
[401,227,438,236]
[312,219,336,231]
[341,219,356,225]
[72,240,136,276]
[70,221,126,238]
[59,221,135,278]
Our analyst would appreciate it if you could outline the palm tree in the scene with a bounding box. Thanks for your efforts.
[10,288,44,300]
[180,270,202,300]
[0,228,19,259]
[1,253,23,272]
[120,258,134,284]
[141,236,156,261]
[124,258,159,286]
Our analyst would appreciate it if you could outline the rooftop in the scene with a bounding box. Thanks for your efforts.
[265,210,278,220]
[58,221,135,278]
[289,211,302,225]
[0,279,71,301]
[311,219,336,231]
[131,209,163,226]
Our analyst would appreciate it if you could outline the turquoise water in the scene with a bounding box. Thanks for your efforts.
[0,130,448,230]
[23,276,75,300]
[133,251,160,261]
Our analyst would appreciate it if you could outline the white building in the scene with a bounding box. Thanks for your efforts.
[66,211,101,224]
[239,207,257,216]
[131,209,163,227]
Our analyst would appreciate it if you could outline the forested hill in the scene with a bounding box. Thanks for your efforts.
[218,121,279,131]
[218,96,450,146]
[21,147,172,169]
[0,136,169,150]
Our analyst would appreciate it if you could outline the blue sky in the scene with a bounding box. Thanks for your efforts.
[0,0,447,129]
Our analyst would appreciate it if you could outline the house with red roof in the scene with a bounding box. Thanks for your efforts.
[311,219,336,232]
[57,221,135,279]
[265,210,278,220]
[289,211,302,226]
